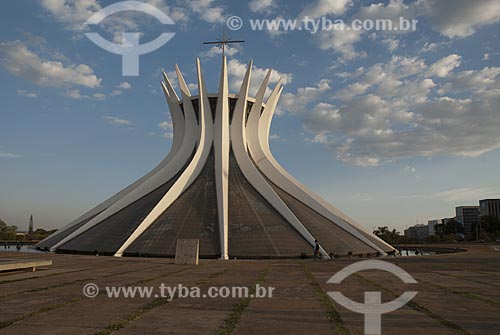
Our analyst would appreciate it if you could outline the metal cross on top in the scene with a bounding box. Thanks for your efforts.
[202,30,244,57]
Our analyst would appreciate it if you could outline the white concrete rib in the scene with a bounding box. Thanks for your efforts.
[229,61,329,258]
[44,76,186,250]
[114,58,214,257]
[50,68,198,251]
[214,56,230,260]
[247,81,393,253]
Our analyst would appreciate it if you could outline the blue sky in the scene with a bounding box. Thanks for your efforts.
[1,0,499,233]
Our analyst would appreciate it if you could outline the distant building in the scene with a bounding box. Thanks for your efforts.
[456,206,480,236]
[404,224,430,240]
[479,199,500,221]
[442,217,455,225]
[427,219,443,235]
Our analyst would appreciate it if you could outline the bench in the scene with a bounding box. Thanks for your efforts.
[0,259,53,272]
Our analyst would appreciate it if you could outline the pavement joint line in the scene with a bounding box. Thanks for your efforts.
[354,273,473,335]
[415,275,500,309]
[0,263,164,298]
[0,264,198,329]
[435,271,500,288]
[0,267,105,285]
[468,270,500,280]
[0,296,83,329]
[302,263,351,335]
[0,262,129,285]
[217,263,272,335]
[94,264,232,335]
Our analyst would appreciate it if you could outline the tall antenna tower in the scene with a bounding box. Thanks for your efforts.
[29,214,34,234]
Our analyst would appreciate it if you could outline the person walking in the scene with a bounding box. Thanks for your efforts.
[313,240,321,261]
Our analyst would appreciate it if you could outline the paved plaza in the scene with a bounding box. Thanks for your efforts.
[0,244,499,334]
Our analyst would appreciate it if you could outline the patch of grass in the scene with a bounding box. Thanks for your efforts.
[302,263,351,335]
[95,266,229,335]
[355,274,473,335]
[1,264,162,298]
[417,275,500,309]
[436,271,500,288]
[0,296,82,329]
[0,267,97,285]
[217,264,271,335]
[197,269,228,285]
[95,297,171,335]
[0,266,189,330]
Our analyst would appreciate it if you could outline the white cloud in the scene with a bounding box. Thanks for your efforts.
[161,70,180,93]
[117,82,131,89]
[16,90,38,98]
[227,59,292,98]
[381,38,399,52]
[0,41,101,88]
[159,120,173,130]
[441,67,500,94]
[110,90,123,96]
[162,131,174,139]
[40,0,100,31]
[334,82,371,101]
[413,187,500,203]
[158,120,173,138]
[184,0,226,23]
[422,42,438,52]
[355,0,500,39]
[103,116,133,126]
[261,15,289,39]
[298,0,352,20]
[277,79,330,115]
[199,46,238,60]
[418,0,500,38]
[403,165,416,173]
[145,0,189,24]
[302,52,500,166]
[93,93,106,100]
[334,55,427,101]
[303,0,499,56]
[65,89,84,99]
[317,0,499,59]
[269,133,286,142]
[315,28,365,61]
[311,0,412,59]
[355,0,418,33]
[249,0,275,13]
[429,54,462,78]
[109,82,132,96]
[65,89,106,100]
[307,90,500,165]
[187,83,198,92]
[0,150,22,159]
[40,0,189,34]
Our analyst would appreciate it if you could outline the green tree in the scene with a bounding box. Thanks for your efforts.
[481,216,500,239]
[435,219,464,239]
[425,234,441,243]
[373,226,402,244]
[0,219,18,240]
[30,228,57,241]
